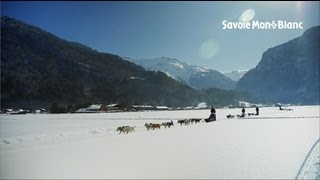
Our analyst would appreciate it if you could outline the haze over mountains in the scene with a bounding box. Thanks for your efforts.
[223,70,248,82]
[123,57,236,90]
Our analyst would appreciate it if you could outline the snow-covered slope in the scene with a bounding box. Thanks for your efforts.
[123,57,236,90]
[223,70,248,81]
[0,106,319,179]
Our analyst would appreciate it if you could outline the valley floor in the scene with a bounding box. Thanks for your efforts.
[0,106,319,179]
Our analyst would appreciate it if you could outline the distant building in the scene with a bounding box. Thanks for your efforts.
[7,109,30,115]
[106,103,120,112]
[195,102,208,109]
[3,109,13,113]
[155,106,169,110]
[76,104,104,113]
[184,106,193,110]
[35,108,47,114]
[132,105,155,111]
[238,101,257,108]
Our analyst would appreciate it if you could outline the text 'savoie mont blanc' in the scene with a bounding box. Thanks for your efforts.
[222,20,303,30]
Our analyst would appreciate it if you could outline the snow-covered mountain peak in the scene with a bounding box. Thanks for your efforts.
[195,66,209,73]
[223,70,248,81]
[123,56,236,90]
[169,61,184,69]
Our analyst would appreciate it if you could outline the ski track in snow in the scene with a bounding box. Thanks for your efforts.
[296,139,320,180]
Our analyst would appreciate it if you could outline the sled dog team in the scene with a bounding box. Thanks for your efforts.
[116,107,217,135]
[177,118,202,126]
[144,120,174,131]
[116,118,204,134]
[115,107,281,134]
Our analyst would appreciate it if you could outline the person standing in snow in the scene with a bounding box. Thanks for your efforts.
[255,106,259,115]
[240,108,246,117]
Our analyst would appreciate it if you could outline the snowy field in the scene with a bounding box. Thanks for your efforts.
[0,106,319,179]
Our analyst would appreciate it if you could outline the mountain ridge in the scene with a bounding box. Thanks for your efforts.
[1,16,247,109]
[123,57,236,90]
[235,25,320,104]
[223,70,248,82]
[1,16,195,108]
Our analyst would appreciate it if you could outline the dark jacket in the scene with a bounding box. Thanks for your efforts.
[205,112,216,122]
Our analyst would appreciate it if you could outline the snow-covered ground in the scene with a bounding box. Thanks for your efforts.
[0,106,319,179]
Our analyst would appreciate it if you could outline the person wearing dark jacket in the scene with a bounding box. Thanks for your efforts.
[255,106,259,115]
[240,108,246,117]
[211,107,216,114]
[205,107,216,122]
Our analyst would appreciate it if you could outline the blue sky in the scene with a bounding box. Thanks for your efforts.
[1,1,319,72]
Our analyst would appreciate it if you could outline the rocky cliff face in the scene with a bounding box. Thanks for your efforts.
[236,26,320,104]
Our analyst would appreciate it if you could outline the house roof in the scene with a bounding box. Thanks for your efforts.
[155,106,169,109]
[107,104,118,107]
[132,105,154,108]
[86,104,102,110]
